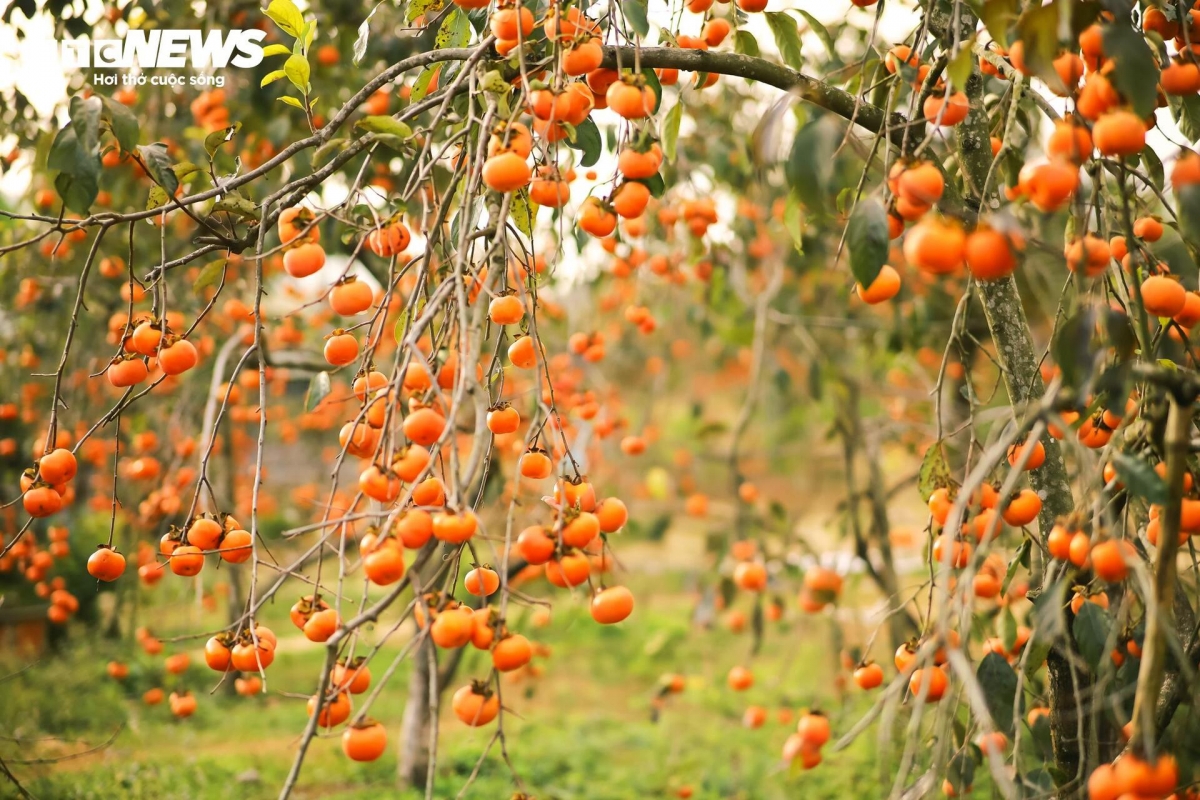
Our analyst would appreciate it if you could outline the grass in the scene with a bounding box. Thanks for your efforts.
[2,574,899,800]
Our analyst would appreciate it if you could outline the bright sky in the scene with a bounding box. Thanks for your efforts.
[0,6,78,118]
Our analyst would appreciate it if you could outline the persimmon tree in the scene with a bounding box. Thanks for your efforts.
[7,0,1200,797]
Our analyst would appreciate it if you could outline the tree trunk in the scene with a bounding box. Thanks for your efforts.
[949,20,1090,794]
[397,634,434,789]
[839,379,919,645]
[970,277,1097,785]
[863,433,918,647]
[397,540,445,790]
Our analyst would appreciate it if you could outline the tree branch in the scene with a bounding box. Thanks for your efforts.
[1132,395,1189,757]
[600,46,908,147]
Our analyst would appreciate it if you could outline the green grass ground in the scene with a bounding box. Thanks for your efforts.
[2,575,899,800]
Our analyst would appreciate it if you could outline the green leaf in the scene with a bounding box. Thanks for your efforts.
[568,116,602,167]
[1140,147,1165,190]
[643,173,666,198]
[641,68,662,114]
[509,187,534,238]
[1002,538,1030,595]
[1070,3,1103,36]
[1168,94,1200,143]
[172,161,202,182]
[1051,308,1098,392]
[660,101,682,163]
[1112,453,1168,504]
[1103,23,1159,119]
[1001,605,1019,652]
[313,137,347,165]
[845,198,889,289]
[146,185,169,211]
[33,128,54,172]
[1027,589,1065,677]
[265,0,305,38]
[977,652,1019,733]
[734,30,760,58]
[794,10,835,55]
[46,125,79,173]
[946,37,976,92]
[193,259,227,296]
[978,0,1020,49]
[356,116,413,138]
[782,191,804,255]
[262,43,292,57]
[435,8,470,49]
[1102,309,1137,364]
[947,749,977,795]
[621,0,649,37]
[1014,2,1067,93]
[284,54,310,93]
[305,371,332,412]
[373,134,409,153]
[47,125,99,213]
[353,14,372,64]
[835,187,856,216]
[480,69,509,94]
[411,65,440,102]
[54,169,98,214]
[204,123,241,158]
[136,143,178,196]
[393,308,412,344]
[68,94,102,156]
[278,95,306,110]
[785,117,839,211]
[261,69,288,89]
[211,191,260,221]
[99,94,139,152]
[1015,0,1101,92]
[1073,601,1110,672]
[764,11,803,70]
[1178,183,1200,245]
[918,441,953,503]
[406,0,445,24]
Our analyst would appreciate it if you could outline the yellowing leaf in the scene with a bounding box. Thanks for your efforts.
[265,0,305,38]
